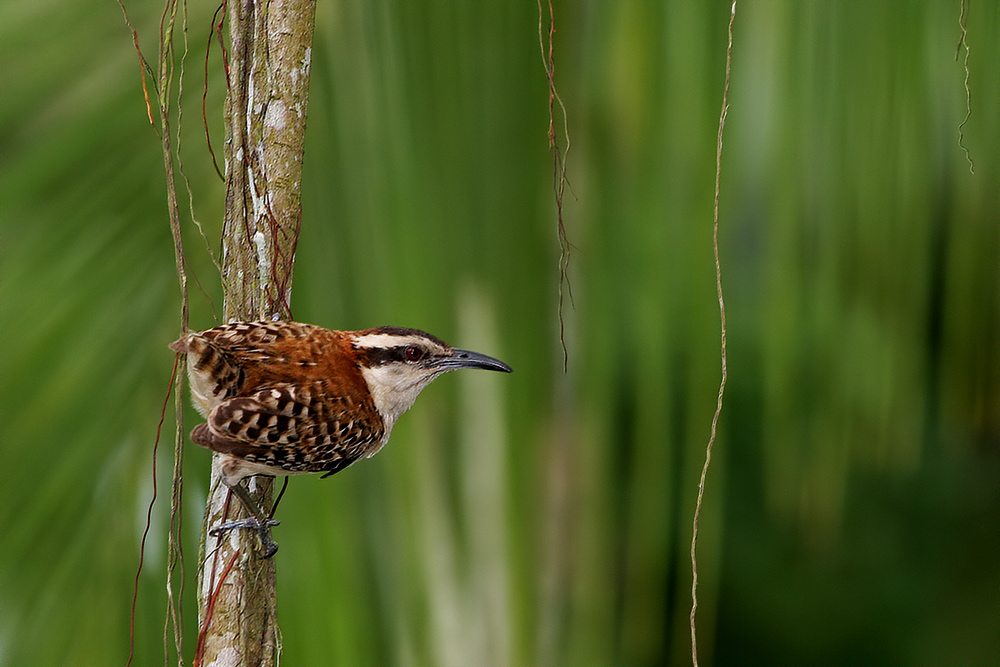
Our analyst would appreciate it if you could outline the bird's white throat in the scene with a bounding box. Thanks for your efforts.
[360,363,441,429]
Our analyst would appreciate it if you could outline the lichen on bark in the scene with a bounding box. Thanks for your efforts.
[196,1,316,665]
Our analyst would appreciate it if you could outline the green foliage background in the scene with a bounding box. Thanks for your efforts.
[1,1,998,665]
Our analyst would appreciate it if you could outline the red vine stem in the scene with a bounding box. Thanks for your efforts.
[126,353,180,667]
[193,547,242,667]
[538,0,573,371]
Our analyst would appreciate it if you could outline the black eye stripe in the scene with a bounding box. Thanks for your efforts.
[356,345,427,367]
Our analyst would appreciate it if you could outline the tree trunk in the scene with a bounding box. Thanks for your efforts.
[196,0,316,664]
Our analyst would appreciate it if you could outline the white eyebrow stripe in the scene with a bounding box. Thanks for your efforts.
[352,333,429,349]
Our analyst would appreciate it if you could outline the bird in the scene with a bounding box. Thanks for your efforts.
[170,320,512,557]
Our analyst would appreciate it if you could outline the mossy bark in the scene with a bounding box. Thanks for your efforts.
[196,0,316,664]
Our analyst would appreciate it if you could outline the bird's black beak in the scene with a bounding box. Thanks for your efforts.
[441,349,512,373]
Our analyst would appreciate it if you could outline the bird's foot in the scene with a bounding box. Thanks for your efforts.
[209,517,281,558]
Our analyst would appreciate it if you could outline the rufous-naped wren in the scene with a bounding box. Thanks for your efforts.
[170,320,511,556]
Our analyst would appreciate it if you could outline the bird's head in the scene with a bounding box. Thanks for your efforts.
[350,327,512,426]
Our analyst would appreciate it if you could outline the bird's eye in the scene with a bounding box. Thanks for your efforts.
[404,345,423,361]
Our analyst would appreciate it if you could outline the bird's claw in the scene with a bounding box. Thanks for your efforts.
[209,517,281,558]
